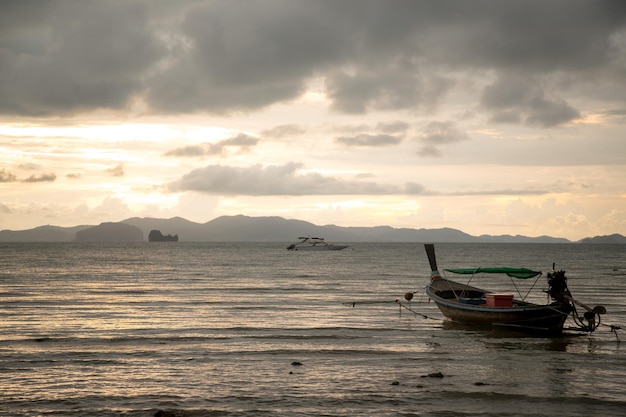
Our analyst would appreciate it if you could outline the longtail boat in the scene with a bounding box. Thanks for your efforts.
[423,244,607,335]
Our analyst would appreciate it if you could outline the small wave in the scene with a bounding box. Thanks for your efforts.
[244,333,363,340]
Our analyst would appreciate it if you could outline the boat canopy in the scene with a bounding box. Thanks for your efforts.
[444,267,542,279]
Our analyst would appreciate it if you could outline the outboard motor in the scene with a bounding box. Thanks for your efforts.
[547,269,571,303]
[548,265,609,333]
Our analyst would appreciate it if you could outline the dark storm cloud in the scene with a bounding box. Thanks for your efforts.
[0,0,164,116]
[167,162,430,195]
[146,0,352,113]
[480,74,581,127]
[325,66,423,114]
[2,0,625,121]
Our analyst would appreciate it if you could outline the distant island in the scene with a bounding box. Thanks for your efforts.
[578,234,626,244]
[74,222,144,242]
[0,215,624,243]
[149,230,179,242]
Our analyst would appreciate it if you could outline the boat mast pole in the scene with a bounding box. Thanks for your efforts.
[424,244,440,278]
[424,244,461,300]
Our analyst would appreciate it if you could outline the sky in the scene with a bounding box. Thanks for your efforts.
[1,0,626,240]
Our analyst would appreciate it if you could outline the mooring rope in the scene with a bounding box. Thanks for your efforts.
[343,286,441,321]
[342,300,399,307]
[395,299,440,320]
[606,323,622,342]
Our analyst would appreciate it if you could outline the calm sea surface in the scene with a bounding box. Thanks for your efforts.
[1,242,625,417]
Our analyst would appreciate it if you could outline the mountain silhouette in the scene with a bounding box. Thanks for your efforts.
[0,215,622,243]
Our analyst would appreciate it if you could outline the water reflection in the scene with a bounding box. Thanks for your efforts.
[441,320,576,351]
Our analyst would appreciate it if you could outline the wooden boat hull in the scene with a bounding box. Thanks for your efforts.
[426,277,571,334]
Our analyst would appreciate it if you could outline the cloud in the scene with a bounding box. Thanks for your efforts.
[480,74,581,127]
[325,66,423,113]
[165,145,205,157]
[602,109,626,119]
[449,188,549,197]
[525,96,581,128]
[404,182,432,194]
[336,133,402,147]
[417,121,469,156]
[22,173,56,183]
[18,163,42,170]
[334,120,410,146]
[417,145,443,158]
[261,124,307,139]
[147,0,345,113]
[0,169,17,182]
[218,133,259,148]
[167,162,431,196]
[106,163,125,177]
[376,121,411,134]
[1,1,624,119]
[0,1,163,116]
[165,133,259,157]
[148,0,626,116]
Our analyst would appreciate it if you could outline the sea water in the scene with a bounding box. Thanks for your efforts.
[1,242,625,416]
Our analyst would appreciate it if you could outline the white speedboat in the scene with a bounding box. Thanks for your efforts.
[286,236,348,251]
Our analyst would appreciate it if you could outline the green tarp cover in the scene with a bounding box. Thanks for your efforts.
[444,267,542,279]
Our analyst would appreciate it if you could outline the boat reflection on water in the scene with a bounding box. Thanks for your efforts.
[439,320,575,351]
